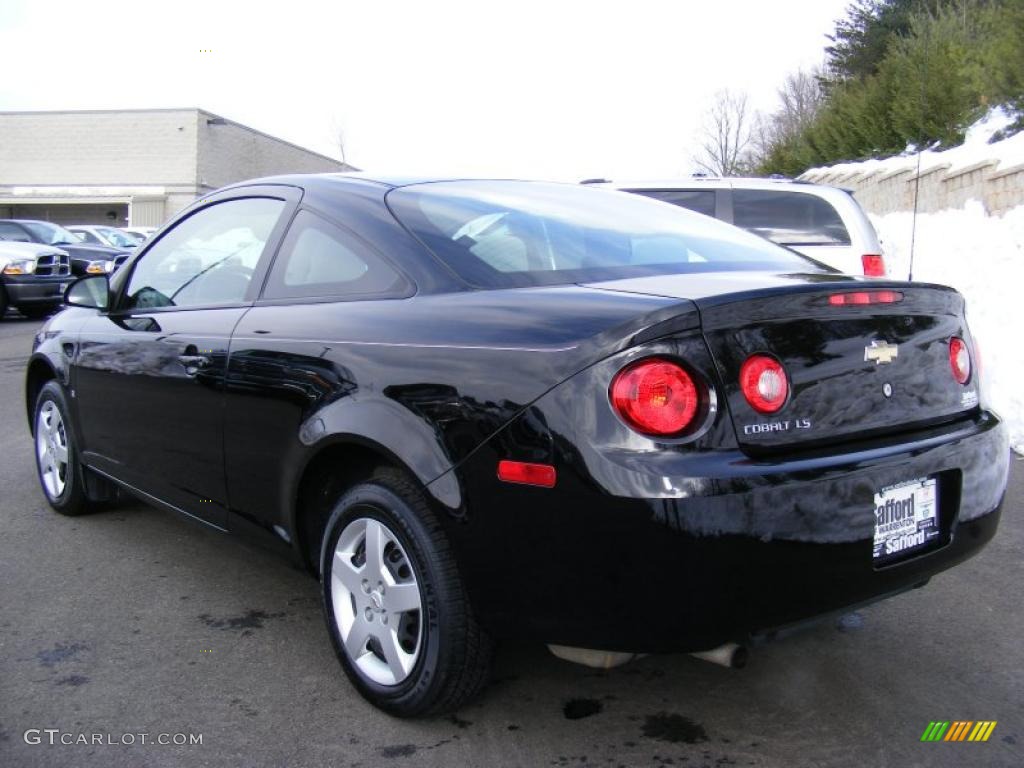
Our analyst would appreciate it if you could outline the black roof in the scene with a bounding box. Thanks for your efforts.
[230,173,538,192]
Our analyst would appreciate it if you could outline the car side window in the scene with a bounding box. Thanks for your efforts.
[732,190,851,246]
[633,189,717,218]
[77,230,102,244]
[123,197,285,310]
[262,209,407,300]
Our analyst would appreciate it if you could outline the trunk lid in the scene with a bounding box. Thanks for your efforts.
[584,272,980,453]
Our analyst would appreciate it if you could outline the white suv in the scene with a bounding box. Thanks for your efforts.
[590,177,886,277]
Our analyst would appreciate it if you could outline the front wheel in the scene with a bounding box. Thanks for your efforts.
[320,468,493,716]
[34,380,92,515]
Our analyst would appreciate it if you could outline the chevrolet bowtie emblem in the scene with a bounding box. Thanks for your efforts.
[865,340,899,365]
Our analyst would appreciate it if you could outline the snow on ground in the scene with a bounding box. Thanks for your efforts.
[870,201,1024,454]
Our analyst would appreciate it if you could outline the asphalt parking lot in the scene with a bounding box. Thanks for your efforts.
[0,312,1021,768]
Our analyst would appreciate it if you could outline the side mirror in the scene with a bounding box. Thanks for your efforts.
[65,275,111,310]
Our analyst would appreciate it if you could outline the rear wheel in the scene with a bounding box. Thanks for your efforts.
[320,468,493,716]
[34,381,92,516]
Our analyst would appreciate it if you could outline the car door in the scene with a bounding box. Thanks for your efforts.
[72,187,300,528]
[222,206,413,538]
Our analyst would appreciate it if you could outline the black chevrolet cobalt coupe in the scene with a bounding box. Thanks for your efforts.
[26,176,1009,715]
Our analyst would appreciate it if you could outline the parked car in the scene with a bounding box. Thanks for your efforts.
[588,177,887,277]
[122,226,158,240]
[0,219,129,276]
[25,176,1008,717]
[67,224,143,249]
[0,241,72,319]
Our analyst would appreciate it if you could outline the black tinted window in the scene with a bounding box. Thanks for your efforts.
[732,190,850,246]
[75,230,102,244]
[388,181,817,289]
[263,210,407,300]
[633,189,716,218]
[0,223,31,242]
[124,197,284,309]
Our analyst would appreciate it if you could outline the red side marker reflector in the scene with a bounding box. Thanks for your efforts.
[828,290,903,306]
[497,460,557,488]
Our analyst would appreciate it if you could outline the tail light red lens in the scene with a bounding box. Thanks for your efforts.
[610,358,699,436]
[740,355,789,413]
[949,337,971,384]
[861,254,886,276]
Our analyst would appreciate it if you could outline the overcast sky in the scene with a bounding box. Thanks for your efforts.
[1,0,850,180]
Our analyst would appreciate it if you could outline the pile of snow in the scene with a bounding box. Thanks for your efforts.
[803,106,1024,182]
[871,200,1024,454]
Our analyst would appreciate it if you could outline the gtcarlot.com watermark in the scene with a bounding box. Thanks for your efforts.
[24,729,203,747]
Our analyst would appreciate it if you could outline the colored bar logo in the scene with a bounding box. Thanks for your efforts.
[921,721,997,742]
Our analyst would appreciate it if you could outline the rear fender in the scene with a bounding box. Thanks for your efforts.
[443,330,735,505]
[294,394,462,511]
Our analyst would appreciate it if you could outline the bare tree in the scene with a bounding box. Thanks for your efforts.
[328,115,348,166]
[775,67,825,140]
[748,111,777,171]
[693,89,754,176]
[748,67,825,169]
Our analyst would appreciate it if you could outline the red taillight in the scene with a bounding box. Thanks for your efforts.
[739,355,789,413]
[610,358,699,436]
[949,337,971,385]
[828,290,902,306]
[862,254,886,277]
[497,460,557,488]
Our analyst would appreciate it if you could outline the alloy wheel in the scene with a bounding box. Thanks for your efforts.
[36,401,69,500]
[330,516,423,686]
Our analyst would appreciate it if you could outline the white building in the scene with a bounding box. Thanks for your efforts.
[0,108,355,227]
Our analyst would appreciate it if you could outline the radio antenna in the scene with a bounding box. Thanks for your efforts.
[908,147,922,281]
[908,1,931,282]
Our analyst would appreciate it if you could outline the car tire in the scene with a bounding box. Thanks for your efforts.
[320,467,493,717]
[0,285,8,319]
[33,380,92,516]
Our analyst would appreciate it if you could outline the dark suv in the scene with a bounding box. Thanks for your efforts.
[0,241,72,319]
[0,219,128,276]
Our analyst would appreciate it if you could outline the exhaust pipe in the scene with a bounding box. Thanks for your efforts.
[548,645,643,669]
[548,641,749,670]
[690,642,748,669]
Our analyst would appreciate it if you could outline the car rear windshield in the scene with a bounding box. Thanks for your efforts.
[732,189,851,246]
[387,181,823,289]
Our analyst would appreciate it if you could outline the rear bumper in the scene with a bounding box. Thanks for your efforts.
[3,275,71,307]
[442,411,1009,652]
